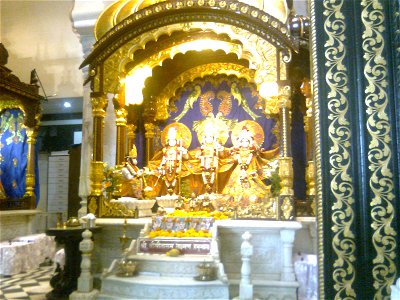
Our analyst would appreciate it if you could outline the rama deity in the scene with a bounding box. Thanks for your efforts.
[199,123,223,194]
[157,126,188,195]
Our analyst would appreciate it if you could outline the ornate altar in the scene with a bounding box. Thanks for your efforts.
[81,0,313,220]
[0,43,43,210]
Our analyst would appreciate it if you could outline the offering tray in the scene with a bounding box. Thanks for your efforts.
[193,274,217,281]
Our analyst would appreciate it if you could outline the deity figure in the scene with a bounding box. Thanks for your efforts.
[221,121,278,201]
[199,123,223,193]
[157,126,188,195]
[120,146,143,198]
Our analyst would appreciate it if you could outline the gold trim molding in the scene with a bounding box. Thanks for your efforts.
[323,0,356,299]
[361,0,398,297]
[102,21,281,98]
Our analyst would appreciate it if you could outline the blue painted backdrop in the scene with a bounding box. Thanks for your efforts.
[0,109,40,204]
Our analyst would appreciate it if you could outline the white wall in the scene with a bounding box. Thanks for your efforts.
[1,0,84,99]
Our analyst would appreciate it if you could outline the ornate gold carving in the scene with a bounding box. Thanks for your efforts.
[323,0,356,298]
[361,0,397,297]
[91,95,108,117]
[127,124,137,138]
[280,196,293,220]
[0,99,25,114]
[24,128,37,198]
[99,198,136,218]
[310,0,325,297]
[127,124,137,152]
[278,85,291,109]
[102,21,279,100]
[90,161,105,196]
[306,161,316,196]
[144,123,156,139]
[111,169,123,199]
[278,157,293,195]
[155,63,255,120]
[24,174,35,197]
[115,108,128,126]
[88,196,98,214]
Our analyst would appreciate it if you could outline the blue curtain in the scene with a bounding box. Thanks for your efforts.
[0,109,40,204]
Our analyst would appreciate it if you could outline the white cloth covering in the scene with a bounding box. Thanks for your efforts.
[294,253,318,300]
[0,233,56,276]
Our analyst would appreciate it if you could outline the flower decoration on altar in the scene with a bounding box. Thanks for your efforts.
[166,210,229,220]
[102,163,120,194]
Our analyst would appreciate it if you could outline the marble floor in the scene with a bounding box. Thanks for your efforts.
[0,265,54,300]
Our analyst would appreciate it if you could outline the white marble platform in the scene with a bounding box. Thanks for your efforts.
[215,220,302,299]
[98,275,229,300]
[95,219,302,300]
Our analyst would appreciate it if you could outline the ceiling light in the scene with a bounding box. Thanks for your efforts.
[64,101,71,108]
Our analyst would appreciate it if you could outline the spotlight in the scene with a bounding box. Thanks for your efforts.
[64,101,71,108]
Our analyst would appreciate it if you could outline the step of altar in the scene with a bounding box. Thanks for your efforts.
[129,253,215,277]
[98,275,229,300]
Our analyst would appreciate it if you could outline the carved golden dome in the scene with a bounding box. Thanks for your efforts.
[95,0,167,41]
[94,0,288,41]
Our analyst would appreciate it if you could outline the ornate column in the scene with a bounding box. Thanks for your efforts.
[301,80,316,216]
[144,123,155,164]
[24,128,38,208]
[127,124,137,154]
[112,108,128,199]
[115,108,128,167]
[88,93,107,214]
[278,84,295,220]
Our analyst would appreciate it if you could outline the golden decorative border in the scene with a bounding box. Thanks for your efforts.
[156,63,255,121]
[323,0,356,299]
[103,21,279,99]
[360,0,398,297]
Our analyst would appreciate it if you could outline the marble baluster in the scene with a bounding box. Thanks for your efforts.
[70,229,99,300]
[239,231,253,300]
[280,229,296,281]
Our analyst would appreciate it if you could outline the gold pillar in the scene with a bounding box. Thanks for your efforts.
[301,79,316,216]
[24,128,37,208]
[127,124,137,154]
[144,123,156,163]
[113,108,128,199]
[278,84,295,220]
[90,93,108,199]
[115,108,128,167]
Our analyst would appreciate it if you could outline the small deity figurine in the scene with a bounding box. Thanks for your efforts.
[200,124,223,193]
[201,194,215,212]
[189,193,198,212]
[175,196,185,210]
[158,126,188,195]
[120,146,143,198]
